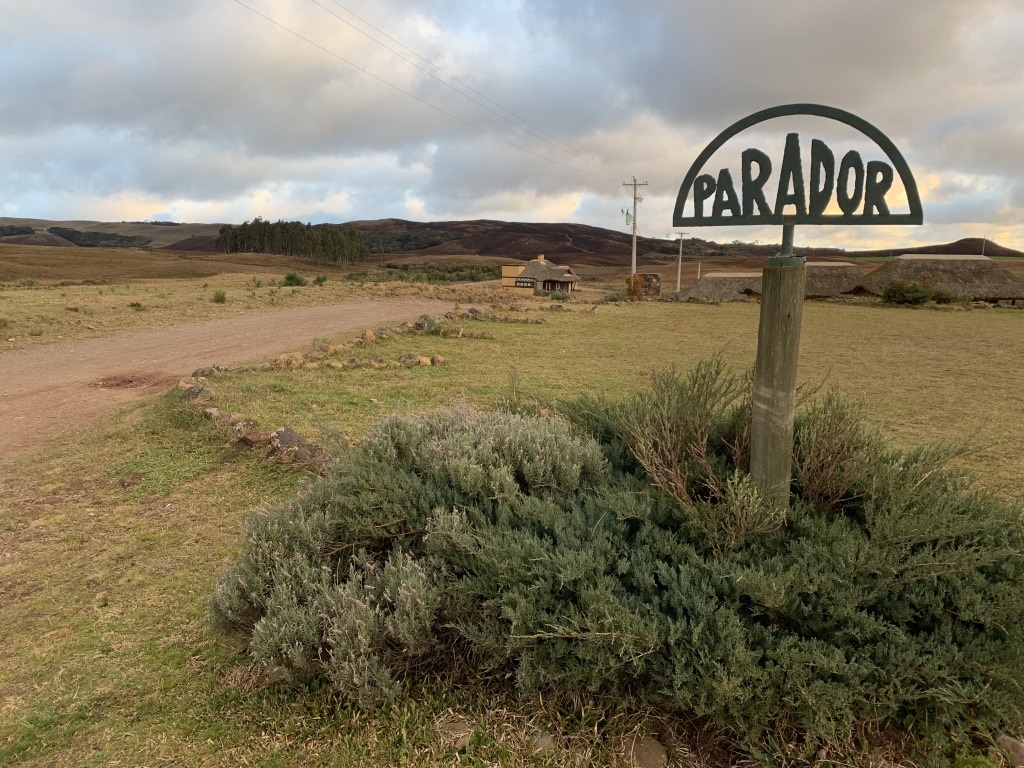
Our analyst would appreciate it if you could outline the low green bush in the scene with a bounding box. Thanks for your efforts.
[280,272,308,287]
[211,362,1024,762]
[312,275,327,286]
[882,280,931,305]
[211,290,226,304]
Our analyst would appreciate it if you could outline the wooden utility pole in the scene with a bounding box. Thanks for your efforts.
[750,222,806,508]
[674,231,688,293]
[623,177,648,276]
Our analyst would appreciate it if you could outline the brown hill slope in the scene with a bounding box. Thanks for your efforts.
[841,237,1021,259]
[0,217,223,248]
[4,217,1022,268]
[0,232,78,247]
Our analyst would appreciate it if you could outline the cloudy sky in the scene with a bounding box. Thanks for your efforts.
[2,0,1023,250]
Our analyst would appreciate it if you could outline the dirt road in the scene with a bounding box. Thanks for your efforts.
[0,299,451,456]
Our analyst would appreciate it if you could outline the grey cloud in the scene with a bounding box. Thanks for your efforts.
[0,0,1022,250]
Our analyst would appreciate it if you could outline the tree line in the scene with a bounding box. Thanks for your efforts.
[0,225,34,236]
[216,218,368,266]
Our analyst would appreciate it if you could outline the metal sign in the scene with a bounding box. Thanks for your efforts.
[672,103,923,227]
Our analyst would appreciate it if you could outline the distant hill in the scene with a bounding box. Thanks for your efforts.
[0,217,222,249]
[839,237,1023,260]
[2,216,1021,265]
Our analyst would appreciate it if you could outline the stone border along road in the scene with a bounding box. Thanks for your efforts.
[0,299,452,458]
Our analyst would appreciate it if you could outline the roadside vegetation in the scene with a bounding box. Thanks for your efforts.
[2,286,1023,767]
[346,262,500,284]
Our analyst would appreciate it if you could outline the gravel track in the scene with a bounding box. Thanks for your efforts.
[0,299,451,456]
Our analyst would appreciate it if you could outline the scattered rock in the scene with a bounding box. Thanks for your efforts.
[467,307,480,315]
[437,716,474,751]
[443,325,464,338]
[256,427,329,469]
[271,427,305,450]
[360,328,376,343]
[398,353,421,366]
[239,429,276,448]
[430,355,445,366]
[203,407,226,421]
[95,591,109,608]
[327,360,344,369]
[228,413,248,425]
[369,357,388,368]
[179,385,214,403]
[998,735,1024,766]
[275,353,304,369]
[192,364,226,377]
[624,735,668,768]
[549,304,564,311]
[417,356,432,366]
[118,472,143,488]
[413,315,435,332]
[304,362,320,370]
[345,357,361,368]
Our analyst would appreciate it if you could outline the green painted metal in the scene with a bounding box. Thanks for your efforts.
[766,222,803,266]
[672,103,923,227]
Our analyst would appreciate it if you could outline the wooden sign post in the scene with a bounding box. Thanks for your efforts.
[673,104,922,507]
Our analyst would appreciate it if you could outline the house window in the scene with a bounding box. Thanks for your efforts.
[515,278,534,288]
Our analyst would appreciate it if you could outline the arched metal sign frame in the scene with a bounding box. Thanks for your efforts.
[672,103,923,227]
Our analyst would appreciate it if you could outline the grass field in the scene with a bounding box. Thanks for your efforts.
[0,247,514,352]
[2,281,1023,766]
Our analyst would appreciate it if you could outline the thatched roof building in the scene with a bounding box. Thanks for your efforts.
[676,262,864,301]
[501,254,580,295]
[860,254,1024,300]
[676,271,761,301]
[805,262,864,297]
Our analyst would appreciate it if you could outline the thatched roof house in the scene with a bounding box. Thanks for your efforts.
[676,262,864,301]
[501,254,580,295]
[861,254,1024,300]
[676,271,761,301]
[804,262,864,297]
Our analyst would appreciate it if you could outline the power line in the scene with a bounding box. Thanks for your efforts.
[314,0,627,177]
[229,0,622,183]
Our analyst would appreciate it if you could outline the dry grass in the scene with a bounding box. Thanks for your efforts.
[0,254,513,352]
[2,287,1022,767]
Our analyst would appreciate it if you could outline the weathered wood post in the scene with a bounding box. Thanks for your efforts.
[750,223,805,507]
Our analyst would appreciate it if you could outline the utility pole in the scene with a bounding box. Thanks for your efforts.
[673,231,689,293]
[623,176,648,276]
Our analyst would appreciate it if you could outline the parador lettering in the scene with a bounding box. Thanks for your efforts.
[672,103,923,227]
[694,134,895,220]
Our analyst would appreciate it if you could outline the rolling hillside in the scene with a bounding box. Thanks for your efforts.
[2,216,1021,267]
